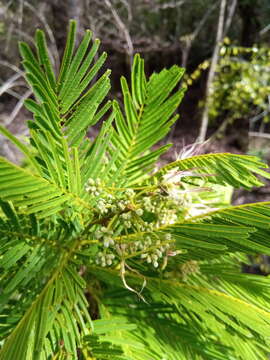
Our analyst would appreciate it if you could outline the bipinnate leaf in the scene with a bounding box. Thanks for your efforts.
[2,18,270,360]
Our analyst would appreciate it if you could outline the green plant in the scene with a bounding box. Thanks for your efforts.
[209,41,270,125]
[1,20,270,360]
[187,39,270,132]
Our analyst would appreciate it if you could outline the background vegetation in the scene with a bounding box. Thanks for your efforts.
[1,0,270,153]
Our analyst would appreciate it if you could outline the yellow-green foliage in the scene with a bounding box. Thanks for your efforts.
[1,21,270,360]
[186,38,270,125]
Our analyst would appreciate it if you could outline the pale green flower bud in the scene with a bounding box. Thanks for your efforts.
[107,259,113,266]
[135,208,143,216]
[152,254,158,261]
[88,178,95,185]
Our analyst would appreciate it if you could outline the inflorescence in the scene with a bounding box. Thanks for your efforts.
[84,173,207,272]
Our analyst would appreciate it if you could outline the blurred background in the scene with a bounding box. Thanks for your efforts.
[0,0,270,174]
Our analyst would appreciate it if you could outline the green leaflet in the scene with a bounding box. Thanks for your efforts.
[0,157,92,218]
[2,18,270,360]
[153,152,270,189]
[108,54,185,186]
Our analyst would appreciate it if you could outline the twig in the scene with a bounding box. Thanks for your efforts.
[119,0,132,22]
[249,110,270,124]
[223,0,237,35]
[198,0,227,142]
[2,89,23,100]
[249,132,270,140]
[104,0,134,65]
[18,0,24,32]
[193,2,218,40]
[4,22,14,53]
[1,0,13,12]
[0,60,24,76]
[14,28,35,44]
[0,73,22,96]
[208,117,231,142]
[24,1,60,71]
[120,260,147,302]
[152,0,186,10]
[260,23,270,36]
[6,89,32,126]
[198,0,237,141]
[181,1,217,67]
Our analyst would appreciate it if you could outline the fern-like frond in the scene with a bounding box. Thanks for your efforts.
[0,157,92,218]
[152,152,270,189]
[83,201,270,358]
[0,21,114,218]
[97,299,232,360]
[2,18,270,360]
[0,259,91,360]
[185,202,270,255]
[15,20,111,200]
[108,54,185,186]
[89,265,270,360]
[19,21,110,148]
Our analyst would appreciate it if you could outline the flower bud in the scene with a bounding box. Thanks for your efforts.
[135,208,143,216]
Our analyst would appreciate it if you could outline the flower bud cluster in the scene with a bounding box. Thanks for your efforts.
[85,178,114,214]
[116,234,172,269]
[120,211,132,228]
[85,178,102,196]
[85,180,138,216]
[140,236,171,268]
[140,192,179,227]
[93,227,176,270]
[142,196,157,212]
[119,208,154,232]
[159,208,178,225]
[84,179,182,270]
[115,189,136,212]
[94,226,117,267]
[96,252,116,267]
[95,226,115,248]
